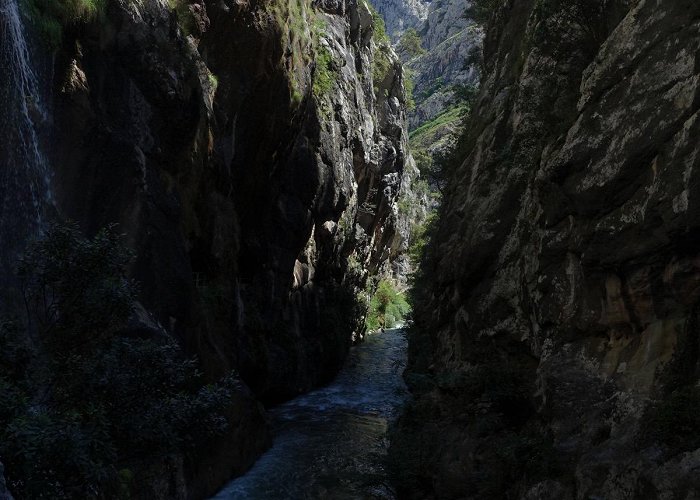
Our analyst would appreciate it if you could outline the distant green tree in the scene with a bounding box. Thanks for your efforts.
[398,28,426,59]
[21,0,106,48]
[366,280,411,330]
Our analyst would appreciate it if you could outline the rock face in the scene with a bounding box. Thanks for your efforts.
[52,0,408,402]
[394,0,700,498]
[407,0,481,129]
[370,0,430,40]
[0,462,13,500]
[371,0,482,129]
[26,0,409,495]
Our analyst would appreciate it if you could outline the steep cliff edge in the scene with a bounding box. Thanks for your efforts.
[393,0,700,498]
[1,0,411,496]
[372,0,483,131]
[50,0,409,404]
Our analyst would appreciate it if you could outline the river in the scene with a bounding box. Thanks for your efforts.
[213,329,409,500]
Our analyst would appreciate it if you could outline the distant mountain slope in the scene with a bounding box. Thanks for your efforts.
[407,0,482,131]
[371,0,430,40]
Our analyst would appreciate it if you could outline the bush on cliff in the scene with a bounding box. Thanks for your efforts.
[0,223,239,499]
[21,0,106,47]
[366,280,410,331]
[312,44,337,98]
[367,2,394,94]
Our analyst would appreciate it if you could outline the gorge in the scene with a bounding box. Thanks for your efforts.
[1,0,700,499]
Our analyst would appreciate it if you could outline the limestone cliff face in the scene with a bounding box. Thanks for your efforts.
[370,0,429,40]
[52,0,408,401]
[371,0,482,129]
[40,0,408,494]
[407,0,481,129]
[395,0,700,498]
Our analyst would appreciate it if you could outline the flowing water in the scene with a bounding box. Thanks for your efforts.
[214,329,409,500]
[0,0,52,272]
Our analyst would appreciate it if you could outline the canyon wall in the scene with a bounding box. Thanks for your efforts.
[372,0,483,130]
[394,0,700,498]
[370,0,429,39]
[51,0,410,405]
[407,0,481,129]
[1,0,410,496]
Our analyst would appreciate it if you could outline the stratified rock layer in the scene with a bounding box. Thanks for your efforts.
[394,0,700,498]
[53,0,408,402]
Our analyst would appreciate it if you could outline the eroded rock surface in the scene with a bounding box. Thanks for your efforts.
[53,0,409,401]
[40,0,409,495]
[407,0,482,129]
[394,0,700,498]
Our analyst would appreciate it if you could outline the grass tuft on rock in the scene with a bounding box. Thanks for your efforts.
[21,0,106,48]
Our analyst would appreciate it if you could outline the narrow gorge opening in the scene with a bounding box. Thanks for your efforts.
[2,0,700,499]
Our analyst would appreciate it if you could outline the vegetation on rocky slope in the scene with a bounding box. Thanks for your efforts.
[397,28,426,59]
[0,224,241,498]
[20,0,105,46]
[366,280,410,331]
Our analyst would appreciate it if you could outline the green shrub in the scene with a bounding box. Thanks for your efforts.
[397,28,425,59]
[313,44,337,97]
[0,222,238,498]
[366,279,410,331]
[408,213,437,269]
[208,72,219,91]
[404,68,416,110]
[372,48,393,93]
[367,2,393,93]
[367,3,389,45]
[21,0,106,48]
